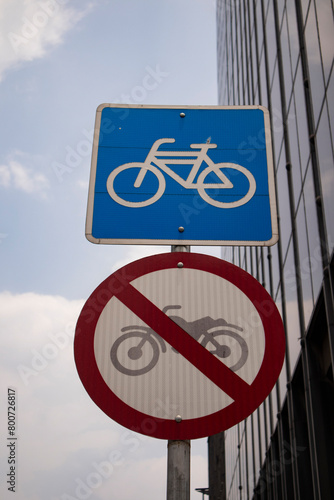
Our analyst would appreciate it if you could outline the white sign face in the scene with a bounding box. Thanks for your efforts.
[94,268,265,420]
[74,252,285,440]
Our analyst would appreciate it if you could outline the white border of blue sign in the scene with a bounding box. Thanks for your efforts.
[86,104,278,247]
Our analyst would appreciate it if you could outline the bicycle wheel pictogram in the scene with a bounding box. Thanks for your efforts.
[106,163,166,208]
[197,163,256,208]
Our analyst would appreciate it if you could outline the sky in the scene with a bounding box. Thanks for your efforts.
[0,1,219,499]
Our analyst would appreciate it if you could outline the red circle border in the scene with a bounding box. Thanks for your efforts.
[74,252,285,440]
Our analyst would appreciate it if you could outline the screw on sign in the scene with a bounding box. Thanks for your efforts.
[74,252,285,440]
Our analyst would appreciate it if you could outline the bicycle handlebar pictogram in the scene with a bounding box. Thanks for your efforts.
[110,305,249,376]
[106,138,256,209]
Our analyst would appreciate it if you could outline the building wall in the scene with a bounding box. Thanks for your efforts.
[215,0,334,498]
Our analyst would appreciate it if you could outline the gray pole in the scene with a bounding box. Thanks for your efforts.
[167,440,191,500]
[166,245,191,500]
[208,433,226,499]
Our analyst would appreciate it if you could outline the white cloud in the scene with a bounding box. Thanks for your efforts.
[110,246,170,274]
[0,290,208,500]
[0,164,11,187]
[0,151,50,197]
[10,160,49,193]
[109,246,220,277]
[0,290,83,362]
[0,0,94,81]
[76,179,89,190]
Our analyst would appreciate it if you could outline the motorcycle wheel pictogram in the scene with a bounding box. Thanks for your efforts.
[202,329,249,372]
[110,329,160,376]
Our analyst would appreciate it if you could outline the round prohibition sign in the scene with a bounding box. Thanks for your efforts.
[74,253,285,440]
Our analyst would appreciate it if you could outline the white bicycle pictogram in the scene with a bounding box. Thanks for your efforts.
[106,138,256,208]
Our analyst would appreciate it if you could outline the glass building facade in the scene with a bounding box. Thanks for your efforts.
[214,0,334,498]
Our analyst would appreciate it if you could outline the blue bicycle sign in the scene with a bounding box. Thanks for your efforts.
[86,104,278,246]
[106,138,256,209]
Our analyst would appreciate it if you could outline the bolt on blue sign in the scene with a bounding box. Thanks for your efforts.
[86,104,278,246]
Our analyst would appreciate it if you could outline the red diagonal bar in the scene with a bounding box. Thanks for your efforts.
[113,275,250,402]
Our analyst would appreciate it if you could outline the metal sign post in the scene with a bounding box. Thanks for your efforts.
[167,439,190,500]
[167,245,191,500]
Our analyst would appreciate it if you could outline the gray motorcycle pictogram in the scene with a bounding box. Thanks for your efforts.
[110,305,249,376]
